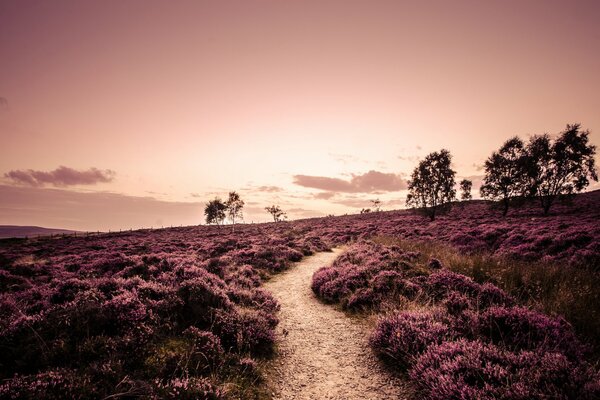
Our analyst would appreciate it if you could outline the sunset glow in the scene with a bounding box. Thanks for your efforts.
[1,0,599,230]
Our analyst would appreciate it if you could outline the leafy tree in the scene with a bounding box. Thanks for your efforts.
[406,149,456,221]
[480,137,530,216]
[526,124,597,215]
[459,179,472,201]
[371,198,382,212]
[204,198,226,225]
[265,205,286,222]
[225,191,244,229]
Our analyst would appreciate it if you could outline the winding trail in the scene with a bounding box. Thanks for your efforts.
[264,249,410,400]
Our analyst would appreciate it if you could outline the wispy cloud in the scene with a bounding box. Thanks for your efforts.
[5,166,115,187]
[314,191,336,200]
[255,185,283,192]
[293,170,406,193]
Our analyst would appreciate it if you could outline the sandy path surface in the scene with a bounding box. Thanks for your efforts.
[264,249,410,400]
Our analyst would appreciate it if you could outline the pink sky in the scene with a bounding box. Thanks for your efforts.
[1,0,599,231]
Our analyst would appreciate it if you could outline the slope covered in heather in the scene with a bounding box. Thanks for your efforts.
[0,190,598,398]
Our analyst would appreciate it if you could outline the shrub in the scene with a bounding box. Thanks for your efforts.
[476,306,586,360]
[370,311,451,368]
[152,377,223,400]
[411,339,599,400]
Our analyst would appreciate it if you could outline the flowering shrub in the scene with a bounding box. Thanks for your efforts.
[369,311,452,367]
[476,306,586,360]
[411,339,600,400]
[0,222,336,397]
[318,240,599,398]
[0,189,598,396]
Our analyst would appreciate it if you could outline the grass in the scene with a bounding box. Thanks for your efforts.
[372,236,600,360]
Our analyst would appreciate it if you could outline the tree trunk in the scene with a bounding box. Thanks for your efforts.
[502,199,509,216]
[429,207,436,221]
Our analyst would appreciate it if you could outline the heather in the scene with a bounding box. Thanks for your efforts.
[0,224,333,398]
[0,190,599,397]
[312,240,599,398]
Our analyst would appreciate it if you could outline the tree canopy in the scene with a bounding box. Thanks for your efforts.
[480,137,530,216]
[459,179,472,201]
[406,149,456,221]
[225,191,245,228]
[204,198,227,225]
[265,205,286,222]
[526,124,597,214]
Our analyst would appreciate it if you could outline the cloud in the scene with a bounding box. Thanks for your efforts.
[0,185,201,231]
[398,155,420,162]
[256,185,283,192]
[472,163,484,172]
[331,198,372,208]
[286,207,323,218]
[314,191,336,200]
[5,166,115,187]
[293,170,406,193]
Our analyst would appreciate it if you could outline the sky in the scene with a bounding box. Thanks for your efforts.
[1,0,599,231]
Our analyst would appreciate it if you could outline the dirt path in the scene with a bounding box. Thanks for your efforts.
[264,249,410,400]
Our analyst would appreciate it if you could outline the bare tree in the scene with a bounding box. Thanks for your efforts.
[370,198,382,212]
[406,149,456,221]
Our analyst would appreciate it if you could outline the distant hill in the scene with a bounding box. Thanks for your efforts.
[0,225,79,239]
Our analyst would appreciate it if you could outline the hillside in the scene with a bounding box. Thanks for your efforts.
[0,225,79,239]
[0,190,598,398]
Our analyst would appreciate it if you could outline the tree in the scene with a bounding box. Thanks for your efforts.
[204,198,226,225]
[406,149,456,221]
[526,124,597,215]
[225,191,244,229]
[265,205,286,222]
[371,198,382,212]
[459,179,472,201]
[480,137,530,216]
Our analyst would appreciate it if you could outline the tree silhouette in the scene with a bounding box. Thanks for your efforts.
[265,205,286,222]
[204,197,226,225]
[406,149,456,221]
[480,137,530,216]
[459,179,472,201]
[371,198,382,212]
[225,191,244,230]
[526,124,597,215]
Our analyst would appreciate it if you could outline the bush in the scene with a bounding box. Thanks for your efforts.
[152,377,223,400]
[476,306,586,360]
[411,339,600,400]
[369,311,451,367]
